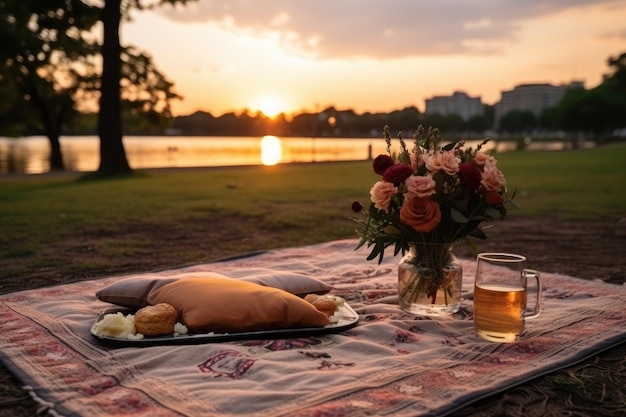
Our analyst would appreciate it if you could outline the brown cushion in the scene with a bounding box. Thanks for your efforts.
[147,277,330,333]
[96,271,332,309]
[95,272,229,309]
[178,270,333,297]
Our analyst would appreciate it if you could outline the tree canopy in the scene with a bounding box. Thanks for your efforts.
[0,0,100,169]
[0,0,188,173]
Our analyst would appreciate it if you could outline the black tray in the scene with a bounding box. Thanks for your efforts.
[91,301,359,347]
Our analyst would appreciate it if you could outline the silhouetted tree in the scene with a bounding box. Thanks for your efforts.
[466,114,490,133]
[0,0,100,170]
[1,0,185,172]
[605,51,626,93]
[539,106,560,131]
[420,113,465,135]
[499,110,537,134]
[557,52,626,137]
[98,0,194,175]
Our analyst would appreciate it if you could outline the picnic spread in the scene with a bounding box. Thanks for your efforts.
[1,239,625,417]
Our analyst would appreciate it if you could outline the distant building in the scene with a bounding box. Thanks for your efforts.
[424,91,484,121]
[494,81,583,128]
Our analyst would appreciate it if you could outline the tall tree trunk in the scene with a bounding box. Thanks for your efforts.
[21,75,66,171]
[48,134,64,170]
[97,0,131,175]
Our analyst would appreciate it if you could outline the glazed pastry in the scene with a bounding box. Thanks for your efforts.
[304,294,338,317]
[134,303,177,336]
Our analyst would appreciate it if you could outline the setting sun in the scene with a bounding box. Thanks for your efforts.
[254,95,286,118]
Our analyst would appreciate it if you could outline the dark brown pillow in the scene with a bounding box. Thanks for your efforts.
[96,271,332,309]
[96,276,184,309]
[147,277,330,333]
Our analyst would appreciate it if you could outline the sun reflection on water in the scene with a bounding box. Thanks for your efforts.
[260,135,282,166]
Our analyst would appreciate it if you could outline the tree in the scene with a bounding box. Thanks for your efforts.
[0,0,186,173]
[466,114,490,133]
[420,113,465,135]
[120,46,182,134]
[98,0,194,175]
[498,110,537,134]
[0,0,100,170]
[556,51,626,136]
[605,51,626,93]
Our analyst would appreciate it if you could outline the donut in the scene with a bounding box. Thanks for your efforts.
[304,294,337,317]
[134,303,177,336]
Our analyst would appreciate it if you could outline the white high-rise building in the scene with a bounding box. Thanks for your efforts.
[494,81,583,128]
[424,91,484,121]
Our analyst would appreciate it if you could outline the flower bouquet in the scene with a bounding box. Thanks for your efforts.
[352,125,516,315]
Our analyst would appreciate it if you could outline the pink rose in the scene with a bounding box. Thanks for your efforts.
[400,197,441,233]
[480,160,505,191]
[425,151,460,175]
[404,175,436,199]
[370,181,398,212]
[383,163,414,184]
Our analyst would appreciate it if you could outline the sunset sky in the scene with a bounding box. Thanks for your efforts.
[121,0,626,117]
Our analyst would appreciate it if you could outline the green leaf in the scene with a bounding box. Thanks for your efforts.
[366,245,380,261]
[468,228,488,240]
[484,207,502,219]
[508,199,521,210]
[442,141,456,151]
[393,240,403,256]
[450,207,469,223]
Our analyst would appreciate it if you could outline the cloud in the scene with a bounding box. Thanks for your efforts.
[157,0,620,59]
[595,28,626,42]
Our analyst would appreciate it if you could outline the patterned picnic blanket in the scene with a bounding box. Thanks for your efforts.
[1,239,624,417]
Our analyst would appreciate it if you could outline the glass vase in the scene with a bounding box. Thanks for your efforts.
[398,243,462,316]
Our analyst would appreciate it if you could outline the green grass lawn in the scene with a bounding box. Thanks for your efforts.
[1,142,624,272]
[494,142,626,218]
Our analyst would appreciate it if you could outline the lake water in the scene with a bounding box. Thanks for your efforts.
[0,135,587,175]
[0,136,391,174]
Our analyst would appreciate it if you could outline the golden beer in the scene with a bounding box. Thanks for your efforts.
[474,284,527,343]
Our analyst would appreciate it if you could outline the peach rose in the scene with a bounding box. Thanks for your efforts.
[473,152,494,167]
[400,197,441,233]
[425,150,460,175]
[404,175,436,199]
[370,181,398,212]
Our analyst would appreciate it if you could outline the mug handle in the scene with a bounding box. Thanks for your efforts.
[523,269,542,319]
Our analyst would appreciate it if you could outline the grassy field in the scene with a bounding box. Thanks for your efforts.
[0,142,624,281]
[2,142,624,222]
[493,142,626,218]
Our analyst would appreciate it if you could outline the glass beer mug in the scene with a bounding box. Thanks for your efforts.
[473,253,542,343]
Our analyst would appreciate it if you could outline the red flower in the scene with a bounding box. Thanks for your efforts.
[383,164,413,184]
[458,163,482,191]
[400,197,441,233]
[484,190,504,206]
[351,201,363,212]
[372,155,394,175]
